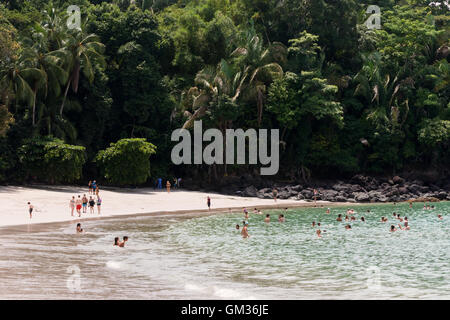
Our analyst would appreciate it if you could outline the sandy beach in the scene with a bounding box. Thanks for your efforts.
[0,185,337,228]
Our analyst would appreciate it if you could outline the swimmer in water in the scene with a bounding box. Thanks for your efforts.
[397,214,403,222]
[366,209,371,213]
[316,229,322,238]
[278,214,285,222]
[345,224,352,230]
[114,237,120,246]
[312,221,316,227]
[257,210,263,215]
[264,214,270,223]
[361,216,365,222]
[326,208,330,214]
[236,224,240,230]
[119,236,128,247]
[351,216,356,221]
[345,215,349,222]
[244,209,249,220]
[241,222,249,238]
[438,214,443,220]
[336,214,342,222]
[76,223,83,233]
[390,225,397,232]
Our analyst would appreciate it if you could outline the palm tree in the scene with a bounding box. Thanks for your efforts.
[20,25,68,127]
[57,26,105,117]
[231,27,287,126]
[181,60,248,130]
[354,53,410,133]
[0,56,40,117]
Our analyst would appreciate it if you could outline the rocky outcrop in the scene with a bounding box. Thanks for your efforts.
[230,174,450,203]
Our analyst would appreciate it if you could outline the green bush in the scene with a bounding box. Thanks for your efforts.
[96,138,157,186]
[18,136,86,183]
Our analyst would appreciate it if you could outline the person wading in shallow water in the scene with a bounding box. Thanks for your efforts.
[241,222,249,238]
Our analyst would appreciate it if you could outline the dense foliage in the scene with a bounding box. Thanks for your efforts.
[0,0,448,185]
[17,136,86,183]
[96,138,156,185]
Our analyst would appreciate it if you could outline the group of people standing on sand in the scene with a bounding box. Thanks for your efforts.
[69,181,102,217]
[69,194,102,217]
[155,177,182,193]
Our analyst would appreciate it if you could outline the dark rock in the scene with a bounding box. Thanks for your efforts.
[321,189,339,201]
[243,186,258,197]
[436,191,448,200]
[392,176,405,185]
[398,187,408,195]
[353,192,370,202]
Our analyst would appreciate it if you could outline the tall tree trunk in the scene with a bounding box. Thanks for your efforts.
[60,74,72,117]
[32,89,37,127]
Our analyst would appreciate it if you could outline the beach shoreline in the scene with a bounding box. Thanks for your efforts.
[0,184,362,232]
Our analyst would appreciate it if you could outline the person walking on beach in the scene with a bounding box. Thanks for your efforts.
[173,178,178,189]
[82,194,88,214]
[313,189,318,207]
[89,196,95,214]
[92,180,97,194]
[69,196,75,216]
[28,202,34,219]
[75,196,82,217]
[157,178,162,189]
[166,180,171,193]
[88,181,92,194]
[272,188,278,202]
[207,196,211,210]
[96,196,102,214]
[178,177,182,189]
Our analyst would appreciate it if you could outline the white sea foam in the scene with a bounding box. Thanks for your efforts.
[106,260,124,270]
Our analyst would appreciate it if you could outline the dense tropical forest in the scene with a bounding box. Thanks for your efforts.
[0,0,449,186]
